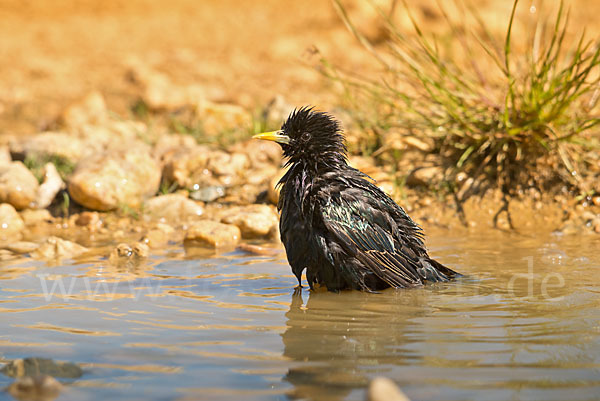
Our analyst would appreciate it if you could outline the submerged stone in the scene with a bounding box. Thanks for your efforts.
[1,357,83,379]
[367,377,411,401]
[6,374,63,401]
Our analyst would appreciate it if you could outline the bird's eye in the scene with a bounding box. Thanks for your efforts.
[300,132,311,142]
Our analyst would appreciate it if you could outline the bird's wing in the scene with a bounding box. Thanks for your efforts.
[318,187,426,289]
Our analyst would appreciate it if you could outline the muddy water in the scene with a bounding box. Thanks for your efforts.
[1,230,599,401]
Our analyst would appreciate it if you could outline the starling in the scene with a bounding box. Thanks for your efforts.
[253,107,459,292]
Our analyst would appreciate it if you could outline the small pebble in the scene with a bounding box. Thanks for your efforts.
[190,186,225,202]
[367,377,411,401]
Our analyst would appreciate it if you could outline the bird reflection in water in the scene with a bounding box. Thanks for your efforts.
[281,288,428,400]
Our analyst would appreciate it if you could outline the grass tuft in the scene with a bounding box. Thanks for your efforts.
[322,0,600,198]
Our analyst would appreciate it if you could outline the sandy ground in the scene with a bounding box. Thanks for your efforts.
[1,0,597,135]
[0,0,358,134]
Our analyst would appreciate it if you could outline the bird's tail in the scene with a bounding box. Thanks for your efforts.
[418,257,461,282]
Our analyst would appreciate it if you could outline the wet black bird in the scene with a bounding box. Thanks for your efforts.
[253,107,459,292]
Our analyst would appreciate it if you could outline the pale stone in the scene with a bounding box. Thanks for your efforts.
[0,161,39,210]
[142,228,169,248]
[163,146,249,189]
[78,120,146,150]
[406,166,443,187]
[0,203,25,239]
[59,91,107,129]
[185,220,241,248]
[199,101,252,136]
[68,147,161,211]
[144,194,204,222]
[10,131,86,164]
[20,209,53,226]
[220,204,279,238]
[0,145,12,164]
[229,137,282,168]
[31,236,88,260]
[36,163,66,209]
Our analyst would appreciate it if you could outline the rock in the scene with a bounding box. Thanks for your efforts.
[31,237,88,260]
[128,63,208,110]
[142,227,171,248]
[142,223,177,248]
[10,131,86,165]
[0,249,14,261]
[199,102,251,136]
[74,211,102,230]
[110,243,134,259]
[68,147,161,211]
[185,220,241,248]
[1,357,83,379]
[3,241,39,254]
[153,134,198,163]
[0,203,25,239]
[348,156,388,181]
[163,146,250,189]
[20,209,53,226]
[144,194,204,222]
[262,94,295,125]
[133,242,150,258]
[59,91,107,129]
[558,221,581,235]
[244,164,279,187]
[78,120,146,151]
[592,217,600,233]
[223,183,264,205]
[190,186,225,202]
[220,204,279,238]
[36,163,66,209]
[162,145,213,188]
[367,377,411,401]
[207,151,249,177]
[0,161,40,210]
[130,65,186,110]
[406,166,443,187]
[582,211,597,222]
[6,375,63,401]
[229,138,282,168]
[0,144,12,164]
[109,242,149,265]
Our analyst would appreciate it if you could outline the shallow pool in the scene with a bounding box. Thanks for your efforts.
[1,229,599,401]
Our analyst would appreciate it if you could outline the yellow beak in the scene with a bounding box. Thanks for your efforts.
[252,130,291,145]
